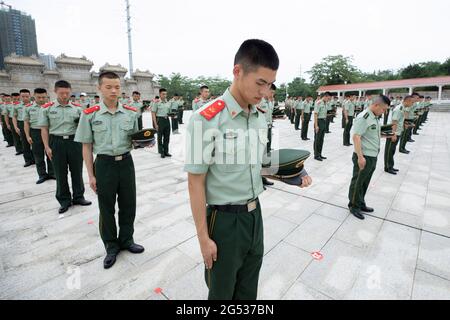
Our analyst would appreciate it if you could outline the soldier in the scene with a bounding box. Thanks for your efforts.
[12,89,35,167]
[130,91,144,130]
[178,95,185,124]
[38,80,92,216]
[70,95,77,103]
[364,94,374,110]
[4,93,23,155]
[343,94,355,146]
[24,88,55,184]
[1,94,14,147]
[399,93,419,153]
[301,95,313,141]
[170,93,180,134]
[119,92,129,105]
[384,95,414,175]
[313,92,331,161]
[348,95,390,220]
[185,39,311,300]
[325,96,334,133]
[79,93,90,109]
[289,97,295,124]
[256,91,274,188]
[192,86,210,112]
[413,95,425,135]
[93,95,101,105]
[152,88,172,158]
[294,96,303,131]
[268,84,276,152]
[75,71,145,269]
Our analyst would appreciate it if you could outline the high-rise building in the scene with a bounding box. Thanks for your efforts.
[0,6,38,69]
[39,53,56,70]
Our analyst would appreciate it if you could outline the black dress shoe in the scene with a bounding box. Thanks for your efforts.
[361,206,374,213]
[59,205,70,214]
[6,144,13,148]
[350,208,365,220]
[24,162,33,168]
[320,156,327,160]
[314,156,323,161]
[392,168,399,172]
[127,244,145,254]
[36,177,47,184]
[161,154,165,158]
[262,177,274,186]
[104,253,117,269]
[47,175,56,180]
[408,139,415,143]
[413,133,419,135]
[164,153,172,157]
[305,138,310,141]
[15,152,23,156]
[386,169,397,175]
[399,149,410,154]
[73,199,92,206]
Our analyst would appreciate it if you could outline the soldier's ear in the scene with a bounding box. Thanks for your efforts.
[233,64,242,78]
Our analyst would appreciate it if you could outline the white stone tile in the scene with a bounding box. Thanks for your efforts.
[412,270,450,300]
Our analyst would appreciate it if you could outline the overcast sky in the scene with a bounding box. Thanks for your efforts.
[12,0,450,84]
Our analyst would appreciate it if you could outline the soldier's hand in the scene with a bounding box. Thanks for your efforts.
[155,125,159,131]
[392,135,397,143]
[315,126,319,134]
[27,137,33,145]
[300,175,313,188]
[6,124,11,130]
[15,127,20,135]
[358,156,366,171]
[200,237,217,270]
[89,176,97,194]
[45,147,53,161]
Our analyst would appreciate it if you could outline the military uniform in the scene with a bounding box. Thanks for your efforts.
[185,89,267,300]
[325,101,333,133]
[400,103,415,151]
[301,100,312,140]
[313,100,327,159]
[79,99,90,109]
[348,109,380,212]
[192,98,208,112]
[343,99,355,146]
[152,99,173,156]
[384,104,405,172]
[14,101,34,164]
[130,100,144,130]
[169,99,179,133]
[177,99,185,124]
[38,101,86,209]
[257,98,273,151]
[75,102,139,255]
[294,99,303,130]
[23,102,54,180]
[5,102,23,154]
[1,102,13,146]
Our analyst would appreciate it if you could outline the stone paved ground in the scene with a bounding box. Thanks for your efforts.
[1,109,449,300]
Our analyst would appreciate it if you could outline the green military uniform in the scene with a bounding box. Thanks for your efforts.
[5,102,23,154]
[38,101,86,208]
[177,99,185,124]
[325,101,333,133]
[400,103,416,151]
[348,109,380,211]
[313,101,327,158]
[294,100,303,130]
[192,98,208,112]
[413,101,424,134]
[343,100,355,146]
[301,100,312,140]
[14,101,34,164]
[129,100,144,130]
[257,98,273,151]
[152,99,173,156]
[75,102,139,254]
[23,102,54,179]
[1,102,14,146]
[384,104,405,171]
[185,88,267,300]
[79,99,90,109]
[169,99,179,133]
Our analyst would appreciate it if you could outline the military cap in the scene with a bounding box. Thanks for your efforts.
[272,106,285,119]
[404,119,416,125]
[381,124,395,137]
[262,149,311,186]
[131,128,157,149]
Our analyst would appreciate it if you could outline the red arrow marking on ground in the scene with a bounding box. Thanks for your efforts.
[311,251,324,261]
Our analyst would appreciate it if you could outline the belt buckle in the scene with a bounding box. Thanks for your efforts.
[63,136,69,140]
[247,200,257,212]
[114,155,123,161]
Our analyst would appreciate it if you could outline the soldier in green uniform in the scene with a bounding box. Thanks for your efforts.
[192,86,210,112]
[152,88,173,158]
[399,93,419,153]
[294,96,303,131]
[1,94,14,147]
[24,88,55,184]
[38,80,92,216]
[348,95,390,220]
[413,95,425,135]
[185,39,312,300]
[130,91,144,130]
[343,95,355,146]
[79,93,90,109]
[75,71,145,269]
[384,96,414,175]
[313,92,331,161]
[93,95,101,105]
[256,91,274,188]
[5,93,23,155]
[325,97,333,133]
[119,92,129,105]
[170,93,180,134]
[177,95,185,124]
[13,89,35,166]
[301,95,313,141]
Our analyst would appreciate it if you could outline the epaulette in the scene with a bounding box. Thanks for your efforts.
[25,103,33,107]
[42,102,54,109]
[363,113,369,119]
[83,105,100,114]
[13,101,20,105]
[256,106,266,114]
[71,102,82,107]
[200,100,225,121]
[123,105,137,112]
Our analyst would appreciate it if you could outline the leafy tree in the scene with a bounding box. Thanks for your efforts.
[308,55,362,86]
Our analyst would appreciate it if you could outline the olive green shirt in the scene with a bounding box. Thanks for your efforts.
[74,102,138,156]
[314,101,327,119]
[3,103,16,118]
[14,102,26,121]
[344,100,355,117]
[129,100,143,117]
[352,109,381,157]
[407,103,417,120]
[258,98,273,125]
[184,88,268,205]
[37,101,82,136]
[23,102,43,129]
[294,100,304,110]
[303,101,313,113]
[192,99,208,112]
[390,104,405,136]
[152,100,173,117]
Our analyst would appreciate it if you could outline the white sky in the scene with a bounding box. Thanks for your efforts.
[11,0,450,84]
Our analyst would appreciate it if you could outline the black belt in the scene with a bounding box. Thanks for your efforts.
[157,116,169,120]
[97,152,131,161]
[50,134,75,140]
[209,198,259,214]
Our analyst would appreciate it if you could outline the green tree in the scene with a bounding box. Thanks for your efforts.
[308,55,361,86]
[287,77,314,97]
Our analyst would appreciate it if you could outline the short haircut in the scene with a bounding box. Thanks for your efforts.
[234,39,279,72]
[200,86,209,91]
[34,88,47,94]
[20,89,31,94]
[174,93,179,97]
[3,94,10,97]
[404,95,414,101]
[376,95,391,106]
[11,92,20,97]
[155,96,160,99]
[411,92,420,97]
[98,72,120,85]
[94,95,100,99]
[132,91,141,95]
[159,88,167,94]
[70,95,76,98]
[55,80,72,89]
[323,92,331,97]
[271,84,277,91]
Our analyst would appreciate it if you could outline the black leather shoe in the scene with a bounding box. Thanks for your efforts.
[361,206,374,213]
[386,169,397,175]
[73,199,92,206]
[305,138,310,141]
[47,175,56,180]
[392,168,399,172]
[399,149,410,154]
[262,177,274,186]
[24,162,33,168]
[127,244,145,254]
[408,139,415,143]
[6,144,13,147]
[104,253,118,269]
[164,153,172,157]
[36,177,47,184]
[320,156,327,160]
[413,133,419,135]
[15,152,23,156]
[161,154,165,158]
[314,156,323,161]
[350,208,365,220]
[58,205,70,214]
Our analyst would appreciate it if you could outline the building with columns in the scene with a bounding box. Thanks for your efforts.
[0,53,160,100]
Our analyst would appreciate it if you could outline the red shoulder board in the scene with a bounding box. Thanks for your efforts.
[83,105,100,114]
[42,102,54,109]
[194,98,200,103]
[200,100,225,121]
[123,105,137,112]
[256,107,266,114]
[13,101,20,105]
[71,102,82,107]
[25,103,33,107]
